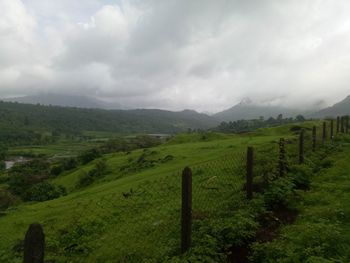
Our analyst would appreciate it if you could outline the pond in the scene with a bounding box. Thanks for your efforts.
[4,157,30,170]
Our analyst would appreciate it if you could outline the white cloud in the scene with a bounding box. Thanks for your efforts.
[1,0,350,112]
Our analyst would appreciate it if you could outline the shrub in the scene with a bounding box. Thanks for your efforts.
[320,158,333,169]
[24,182,66,201]
[63,158,78,170]
[289,164,313,190]
[51,165,64,177]
[263,177,295,210]
[77,159,108,188]
[0,188,19,210]
[78,171,95,187]
[8,159,50,198]
[79,148,101,164]
[0,161,5,171]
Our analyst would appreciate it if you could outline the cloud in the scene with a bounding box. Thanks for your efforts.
[1,0,350,111]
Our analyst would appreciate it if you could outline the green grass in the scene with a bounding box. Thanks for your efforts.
[0,121,336,262]
[251,139,350,262]
[8,141,102,158]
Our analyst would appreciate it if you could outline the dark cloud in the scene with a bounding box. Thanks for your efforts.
[1,0,350,112]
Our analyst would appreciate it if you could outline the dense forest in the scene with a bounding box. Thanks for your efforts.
[0,101,218,145]
[213,114,306,133]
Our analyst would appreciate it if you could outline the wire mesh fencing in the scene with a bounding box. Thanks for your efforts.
[3,117,350,263]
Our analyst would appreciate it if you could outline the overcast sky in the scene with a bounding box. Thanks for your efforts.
[1,0,350,112]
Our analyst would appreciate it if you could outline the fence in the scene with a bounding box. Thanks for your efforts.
[11,116,350,262]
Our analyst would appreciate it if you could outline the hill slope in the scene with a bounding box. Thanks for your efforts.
[0,101,219,144]
[214,98,301,121]
[311,95,350,118]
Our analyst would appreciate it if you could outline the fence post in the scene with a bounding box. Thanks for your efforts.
[346,116,349,134]
[181,167,192,254]
[341,116,345,133]
[24,223,45,263]
[337,116,340,133]
[278,138,286,177]
[322,121,326,144]
[246,147,254,200]
[330,119,334,141]
[312,126,316,151]
[299,130,304,164]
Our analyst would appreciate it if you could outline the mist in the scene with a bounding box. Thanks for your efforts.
[1,0,350,112]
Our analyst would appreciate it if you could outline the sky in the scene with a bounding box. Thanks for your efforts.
[1,0,350,112]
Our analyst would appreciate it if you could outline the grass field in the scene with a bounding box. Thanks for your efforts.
[1,121,347,262]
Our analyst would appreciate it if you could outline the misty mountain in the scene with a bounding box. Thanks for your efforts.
[311,95,350,118]
[3,93,122,109]
[213,98,302,121]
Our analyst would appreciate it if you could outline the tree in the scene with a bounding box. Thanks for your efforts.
[295,115,305,122]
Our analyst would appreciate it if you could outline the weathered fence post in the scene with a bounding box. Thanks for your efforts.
[181,167,192,254]
[322,121,326,144]
[278,138,286,177]
[312,126,316,151]
[341,116,345,133]
[24,223,45,263]
[330,119,334,141]
[337,116,340,133]
[346,116,349,134]
[246,147,254,200]
[299,130,304,164]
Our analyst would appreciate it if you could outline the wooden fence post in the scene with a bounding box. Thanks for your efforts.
[181,167,192,254]
[330,120,334,141]
[278,138,286,177]
[24,223,45,263]
[299,130,304,164]
[322,121,326,144]
[246,147,254,200]
[337,116,340,133]
[346,116,349,134]
[341,116,345,133]
[312,126,316,151]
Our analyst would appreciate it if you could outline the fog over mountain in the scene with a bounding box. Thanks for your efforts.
[311,95,350,118]
[3,93,122,109]
[1,0,350,111]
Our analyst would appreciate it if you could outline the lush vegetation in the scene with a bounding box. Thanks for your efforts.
[0,118,350,262]
[214,114,306,133]
[0,101,218,146]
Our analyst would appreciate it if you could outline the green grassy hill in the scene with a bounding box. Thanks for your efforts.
[0,121,348,262]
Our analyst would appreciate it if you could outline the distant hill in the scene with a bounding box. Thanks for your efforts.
[311,95,350,118]
[213,98,302,121]
[0,101,219,145]
[3,93,122,109]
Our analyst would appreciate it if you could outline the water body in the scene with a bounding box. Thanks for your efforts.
[4,157,29,170]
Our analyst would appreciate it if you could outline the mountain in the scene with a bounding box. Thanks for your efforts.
[213,98,302,121]
[3,93,122,109]
[311,95,350,118]
[0,101,219,145]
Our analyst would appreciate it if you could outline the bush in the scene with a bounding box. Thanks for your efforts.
[51,165,64,177]
[77,159,108,188]
[63,158,78,170]
[0,161,5,171]
[24,182,66,202]
[263,177,295,210]
[79,148,101,164]
[289,164,313,190]
[78,171,95,187]
[0,188,19,210]
[320,158,333,169]
[8,159,51,198]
